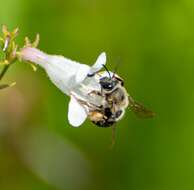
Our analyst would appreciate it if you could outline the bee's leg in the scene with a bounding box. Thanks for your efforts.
[70,92,100,112]
[88,90,102,96]
[71,93,88,107]
[79,83,103,97]
[110,124,116,149]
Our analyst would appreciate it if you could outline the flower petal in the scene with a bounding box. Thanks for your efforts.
[68,95,87,127]
[88,52,106,76]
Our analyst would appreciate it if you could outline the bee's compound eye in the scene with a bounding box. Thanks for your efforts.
[107,83,113,89]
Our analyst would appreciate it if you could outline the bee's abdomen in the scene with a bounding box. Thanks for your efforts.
[92,120,115,128]
[91,108,123,128]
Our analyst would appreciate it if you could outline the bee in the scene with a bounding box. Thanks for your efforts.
[70,64,154,128]
[87,72,127,127]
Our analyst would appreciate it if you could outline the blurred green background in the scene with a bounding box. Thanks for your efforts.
[0,0,194,190]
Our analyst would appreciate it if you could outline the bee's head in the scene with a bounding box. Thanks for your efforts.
[99,64,124,91]
[99,76,118,91]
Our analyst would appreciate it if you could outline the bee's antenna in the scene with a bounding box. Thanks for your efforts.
[102,64,111,79]
[112,57,121,78]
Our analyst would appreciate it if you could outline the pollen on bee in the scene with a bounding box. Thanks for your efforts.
[88,111,104,122]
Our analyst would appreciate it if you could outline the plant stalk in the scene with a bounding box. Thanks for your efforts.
[0,64,10,81]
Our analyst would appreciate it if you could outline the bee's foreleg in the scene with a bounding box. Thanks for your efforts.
[88,90,102,97]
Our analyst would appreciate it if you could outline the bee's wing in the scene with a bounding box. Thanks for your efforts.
[128,95,155,118]
[88,52,106,75]
[68,95,87,127]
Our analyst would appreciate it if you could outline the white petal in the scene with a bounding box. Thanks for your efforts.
[19,47,49,67]
[88,52,106,75]
[68,95,87,127]
[75,65,90,84]
[44,55,90,95]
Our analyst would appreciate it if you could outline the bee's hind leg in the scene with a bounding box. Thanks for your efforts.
[110,124,117,149]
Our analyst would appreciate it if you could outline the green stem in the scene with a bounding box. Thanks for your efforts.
[0,64,10,81]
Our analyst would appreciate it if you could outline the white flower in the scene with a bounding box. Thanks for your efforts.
[19,47,107,126]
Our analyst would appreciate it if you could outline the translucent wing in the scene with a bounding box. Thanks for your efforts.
[68,95,87,127]
[88,52,106,76]
[128,95,155,118]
